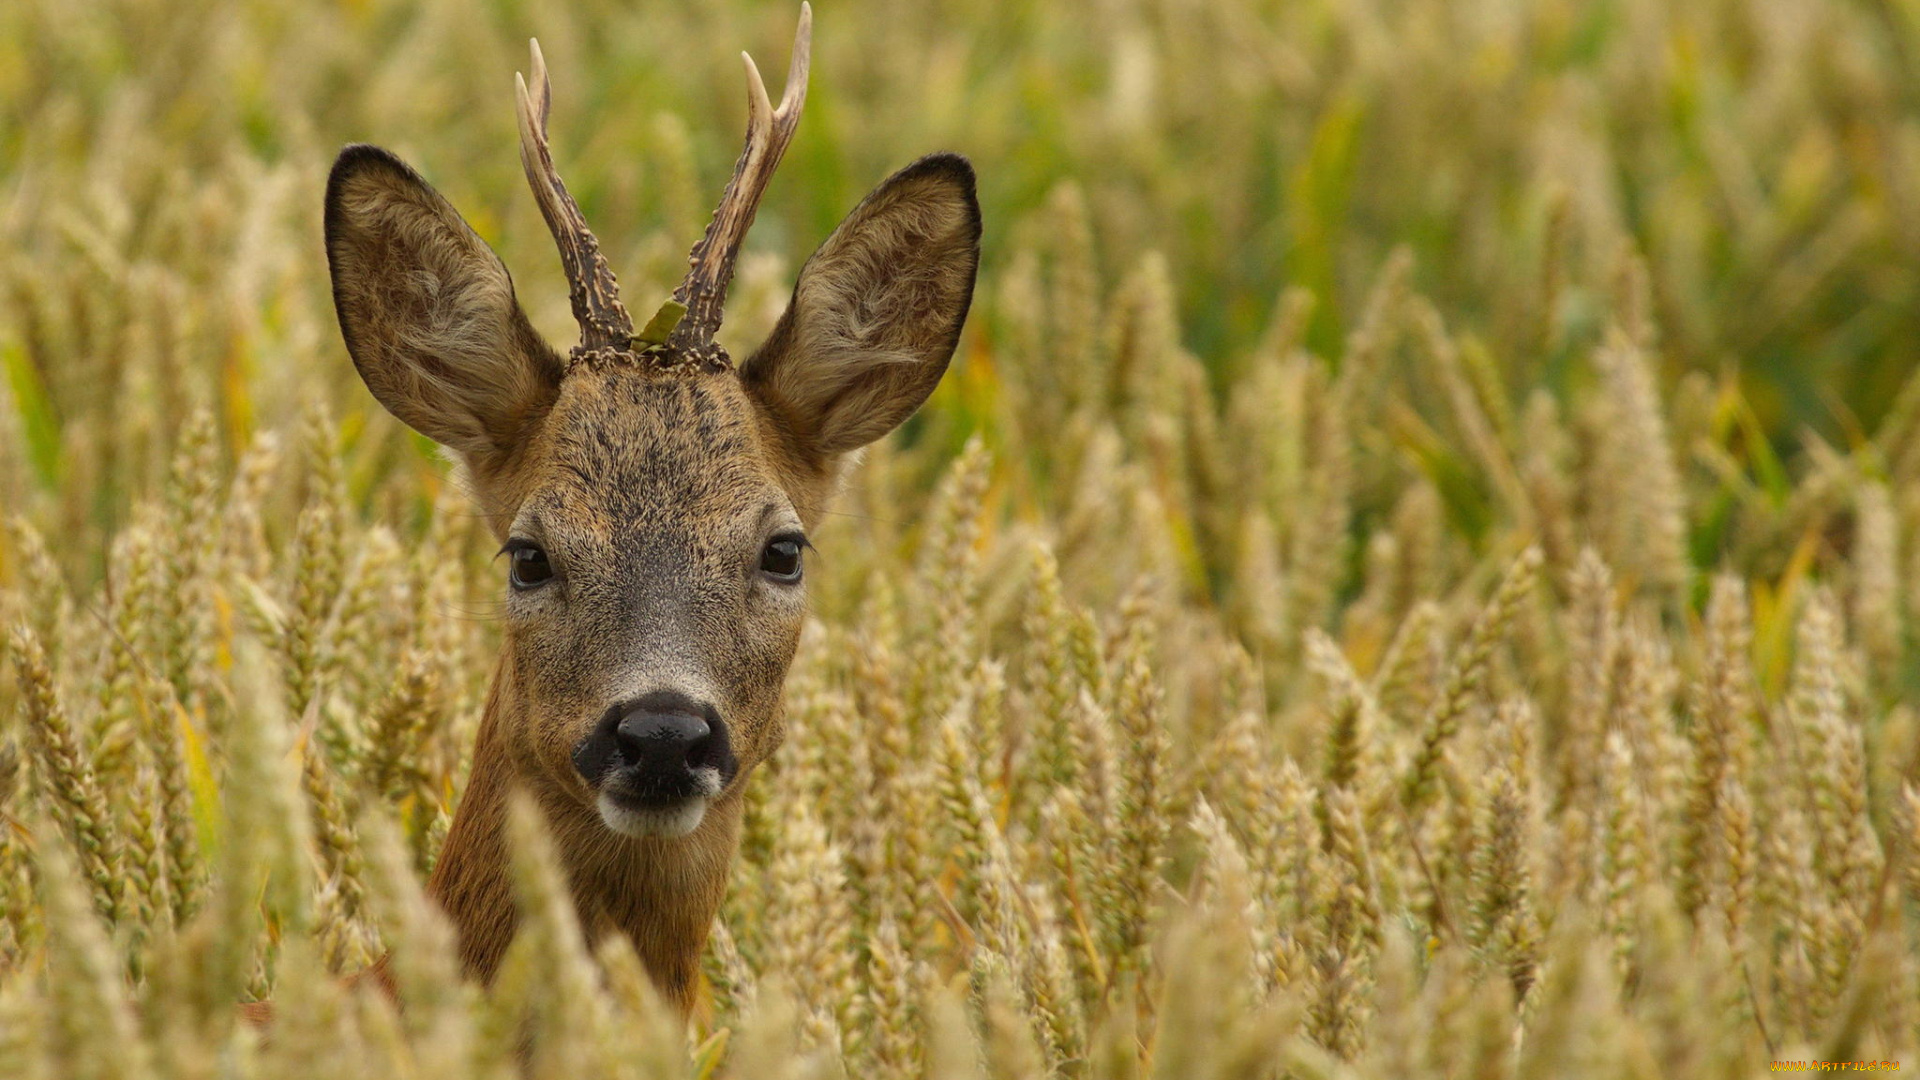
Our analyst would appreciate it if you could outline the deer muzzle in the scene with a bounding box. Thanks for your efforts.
[574,690,737,837]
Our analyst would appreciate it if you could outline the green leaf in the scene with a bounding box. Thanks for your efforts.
[635,299,688,349]
[175,699,223,858]
[1,337,60,487]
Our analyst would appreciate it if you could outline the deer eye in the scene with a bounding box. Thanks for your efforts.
[506,542,554,590]
[759,535,805,583]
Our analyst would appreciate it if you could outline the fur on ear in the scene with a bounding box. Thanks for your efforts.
[325,144,564,469]
[741,153,981,458]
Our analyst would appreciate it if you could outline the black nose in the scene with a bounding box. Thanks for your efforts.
[613,710,709,773]
[571,691,735,798]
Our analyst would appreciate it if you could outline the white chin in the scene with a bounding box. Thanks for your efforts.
[597,792,710,838]
[594,768,721,838]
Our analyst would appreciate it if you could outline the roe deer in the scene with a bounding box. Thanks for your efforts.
[322,4,979,1012]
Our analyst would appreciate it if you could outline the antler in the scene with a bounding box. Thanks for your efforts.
[669,3,812,363]
[517,40,634,357]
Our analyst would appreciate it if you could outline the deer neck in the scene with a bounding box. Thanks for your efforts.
[424,650,744,1012]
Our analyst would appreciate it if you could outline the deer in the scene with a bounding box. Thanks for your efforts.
[321,3,979,1014]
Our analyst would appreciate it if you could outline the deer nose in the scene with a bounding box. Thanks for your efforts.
[613,710,710,772]
[572,691,734,795]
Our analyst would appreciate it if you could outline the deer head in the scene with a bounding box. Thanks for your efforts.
[321,4,979,1003]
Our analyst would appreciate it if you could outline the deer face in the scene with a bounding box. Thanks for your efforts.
[489,372,813,839]
[321,15,978,842]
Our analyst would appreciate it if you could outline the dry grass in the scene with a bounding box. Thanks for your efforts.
[3,0,1919,1075]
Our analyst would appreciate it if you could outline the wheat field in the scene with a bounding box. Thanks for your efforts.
[2,0,1918,1075]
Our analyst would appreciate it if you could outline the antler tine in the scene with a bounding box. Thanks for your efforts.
[669,2,812,361]
[516,39,633,357]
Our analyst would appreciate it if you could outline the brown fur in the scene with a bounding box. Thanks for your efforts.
[324,131,978,1012]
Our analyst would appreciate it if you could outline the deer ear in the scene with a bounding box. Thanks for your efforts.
[325,144,564,470]
[741,153,980,458]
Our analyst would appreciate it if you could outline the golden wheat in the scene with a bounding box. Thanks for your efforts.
[3,0,1919,1075]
